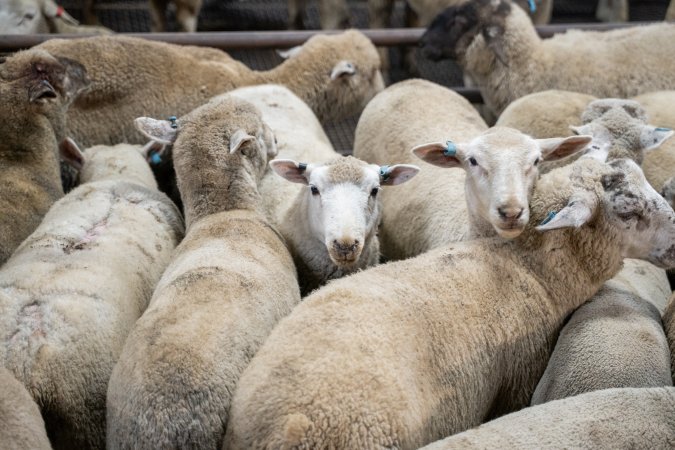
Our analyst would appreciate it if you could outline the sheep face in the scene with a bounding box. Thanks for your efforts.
[412,127,591,239]
[420,0,511,63]
[0,49,89,161]
[570,99,674,166]
[538,159,675,269]
[271,157,418,268]
[0,0,48,34]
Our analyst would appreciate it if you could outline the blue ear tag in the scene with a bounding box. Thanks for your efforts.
[149,152,162,165]
[540,211,557,225]
[168,115,178,129]
[443,141,456,157]
[380,165,391,181]
[528,0,537,13]
[655,127,672,132]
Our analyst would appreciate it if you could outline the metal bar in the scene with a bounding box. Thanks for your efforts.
[0,22,659,51]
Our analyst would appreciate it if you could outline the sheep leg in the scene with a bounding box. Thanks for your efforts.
[288,0,307,29]
[368,0,394,73]
[175,0,201,32]
[319,0,350,29]
[148,0,169,32]
[401,2,420,76]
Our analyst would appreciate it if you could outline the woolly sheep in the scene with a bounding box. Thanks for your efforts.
[419,387,675,449]
[497,92,675,191]
[0,0,112,34]
[353,79,591,260]
[0,367,51,450]
[0,49,89,265]
[664,293,675,380]
[107,95,301,449]
[224,84,418,295]
[34,30,383,148]
[420,0,675,115]
[0,143,184,449]
[224,156,675,449]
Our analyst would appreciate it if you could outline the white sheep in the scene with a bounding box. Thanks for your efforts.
[0,0,112,34]
[224,155,675,449]
[35,30,383,149]
[419,387,675,449]
[224,84,419,295]
[353,79,591,261]
[107,95,301,449]
[420,0,675,115]
[0,48,89,265]
[0,367,52,450]
[0,143,184,449]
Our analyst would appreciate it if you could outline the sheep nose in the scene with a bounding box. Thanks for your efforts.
[498,206,524,220]
[332,239,360,257]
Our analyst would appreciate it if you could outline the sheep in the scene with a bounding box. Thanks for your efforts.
[418,387,675,449]
[221,84,418,295]
[34,30,383,149]
[420,0,675,116]
[663,176,675,209]
[596,0,628,22]
[353,79,591,261]
[0,367,52,450]
[0,48,89,265]
[497,92,675,191]
[223,154,675,449]
[0,0,112,34]
[0,143,184,449]
[668,0,675,21]
[107,95,301,450]
[148,0,202,32]
[664,293,675,379]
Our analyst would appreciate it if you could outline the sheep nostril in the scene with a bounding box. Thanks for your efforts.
[498,207,524,220]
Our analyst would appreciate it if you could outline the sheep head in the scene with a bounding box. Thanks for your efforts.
[271,156,418,268]
[412,127,591,239]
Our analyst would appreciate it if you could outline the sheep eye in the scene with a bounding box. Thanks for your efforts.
[469,157,478,166]
[310,185,320,196]
[370,187,379,197]
[534,157,540,166]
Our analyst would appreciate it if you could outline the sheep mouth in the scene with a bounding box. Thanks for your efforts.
[494,222,526,239]
[328,249,363,268]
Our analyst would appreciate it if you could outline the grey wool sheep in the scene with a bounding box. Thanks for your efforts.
[226,84,418,295]
[0,367,52,450]
[353,79,590,261]
[0,0,112,34]
[223,156,675,449]
[419,387,675,450]
[0,48,89,265]
[420,0,675,116]
[664,292,675,380]
[34,30,383,148]
[107,95,301,449]
[0,143,184,449]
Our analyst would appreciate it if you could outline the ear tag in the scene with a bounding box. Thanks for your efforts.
[379,165,391,181]
[656,127,672,132]
[443,141,456,157]
[298,162,307,172]
[528,0,537,13]
[540,211,557,225]
[168,115,178,129]
[149,152,162,165]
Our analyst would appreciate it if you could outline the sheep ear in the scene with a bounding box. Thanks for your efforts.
[42,0,80,25]
[29,55,89,103]
[140,141,168,165]
[536,198,595,232]
[230,129,256,154]
[640,126,673,152]
[411,141,463,168]
[538,135,593,161]
[269,159,310,185]
[483,25,508,66]
[330,60,356,80]
[135,117,178,145]
[59,137,84,170]
[277,45,303,59]
[379,164,420,186]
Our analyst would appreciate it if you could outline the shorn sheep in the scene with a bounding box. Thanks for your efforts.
[224,155,675,449]
[419,387,675,449]
[0,367,51,450]
[0,48,89,265]
[227,84,419,295]
[34,30,384,148]
[420,0,675,115]
[107,95,301,449]
[0,143,184,449]
[353,79,591,260]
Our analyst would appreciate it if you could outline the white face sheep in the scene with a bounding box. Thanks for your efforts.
[420,0,675,115]
[107,96,301,449]
[0,48,89,265]
[0,143,184,449]
[224,156,675,449]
